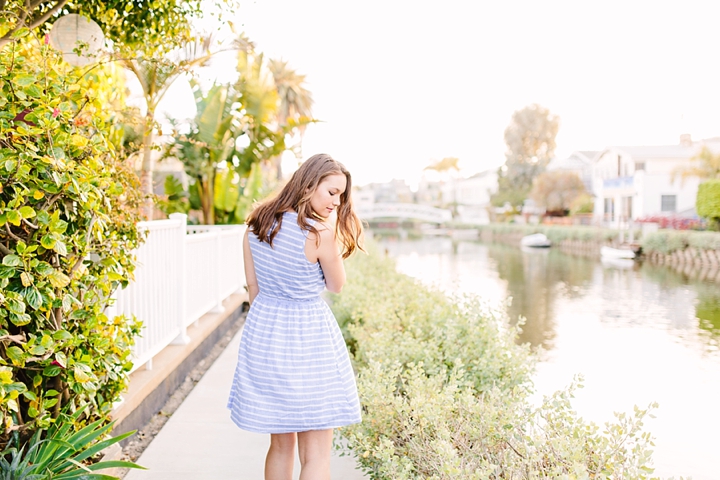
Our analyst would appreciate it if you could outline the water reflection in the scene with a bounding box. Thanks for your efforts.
[376,232,720,352]
[486,244,596,348]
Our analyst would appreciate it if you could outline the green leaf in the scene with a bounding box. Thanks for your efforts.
[43,365,61,377]
[12,74,35,86]
[24,287,42,309]
[0,265,15,279]
[6,210,21,226]
[29,345,46,356]
[41,234,57,249]
[2,254,22,267]
[22,390,37,401]
[73,366,91,383]
[35,261,55,276]
[49,270,71,288]
[19,206,36,219]
[6,346,24,365]
[10,312,31,326]
[54,352,67,368]
[54,241,68,256]
[53,330,73,341]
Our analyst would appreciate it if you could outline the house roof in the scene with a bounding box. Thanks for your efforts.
[601,144,696,160]
[547,151,594,171]
[578,150,599,161]
[467,169,497,179]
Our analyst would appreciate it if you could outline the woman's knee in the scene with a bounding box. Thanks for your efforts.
[297,429,333,466]
[270,433,297,454]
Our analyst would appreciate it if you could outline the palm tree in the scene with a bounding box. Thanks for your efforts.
[268,59,313,180]
[673,146,720,183]
[122,35,218,219]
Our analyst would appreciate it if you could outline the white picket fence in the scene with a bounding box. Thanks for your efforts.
[107,213,246,371]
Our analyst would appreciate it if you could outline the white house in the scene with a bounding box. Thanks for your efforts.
[546,150,598,193]
[441,170,498,224]
[591,135,709,226]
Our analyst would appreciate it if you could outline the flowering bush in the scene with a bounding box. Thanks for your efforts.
[331,247,659,479]
[635,215,705,231]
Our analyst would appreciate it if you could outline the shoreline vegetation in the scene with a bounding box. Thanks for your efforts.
[464,223,720,268]
[330,246,660,479]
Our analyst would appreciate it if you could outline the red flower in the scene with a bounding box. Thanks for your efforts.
[44,34,50,45]
[52,107,60,118]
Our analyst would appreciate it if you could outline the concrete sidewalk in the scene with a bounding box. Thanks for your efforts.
[125,327,368,480]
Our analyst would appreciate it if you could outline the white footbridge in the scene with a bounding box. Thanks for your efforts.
[355,202,452,224]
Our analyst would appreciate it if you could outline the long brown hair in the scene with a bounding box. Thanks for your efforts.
[247,153,364,259]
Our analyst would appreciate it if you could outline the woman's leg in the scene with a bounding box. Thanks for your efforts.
[265,432,297,480]
[297,429,333,480]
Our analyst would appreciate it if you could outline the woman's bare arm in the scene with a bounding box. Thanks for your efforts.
[306,224,345,293]
[243,228,259,304]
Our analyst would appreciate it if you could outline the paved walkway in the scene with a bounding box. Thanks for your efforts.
[126,327,368,480]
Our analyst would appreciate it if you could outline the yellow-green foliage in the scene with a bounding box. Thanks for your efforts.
[331,247,658,479]
[641,230,720,255]
[696,180,720,224]
[0,34,143,446]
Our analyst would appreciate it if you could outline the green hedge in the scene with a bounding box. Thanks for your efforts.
[331,247,657,479]
[697,180,720,227]
[641,230,720,255]
[477,223,619,243]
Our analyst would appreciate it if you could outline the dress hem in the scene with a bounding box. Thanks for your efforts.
[228,415,362,435]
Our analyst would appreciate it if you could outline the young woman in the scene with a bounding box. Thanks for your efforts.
[227,153,364,480]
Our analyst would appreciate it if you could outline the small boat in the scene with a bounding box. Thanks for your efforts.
[600,246,636,259]
[601,257,635,269]
[520,233,551,248]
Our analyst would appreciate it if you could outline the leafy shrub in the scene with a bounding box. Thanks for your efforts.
[0,33,143,447]
[331,247,658,479]
[641,229,720,255]
[570,193,594,215]
[696,180,720,230]
[479,223,619,244]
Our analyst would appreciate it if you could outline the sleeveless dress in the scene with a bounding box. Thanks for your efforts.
[227,211,362,433]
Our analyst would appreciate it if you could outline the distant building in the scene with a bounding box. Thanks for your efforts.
[415,176,444,207]
[546,150,597,193]
[442,170,498,224]
[357,179,413,204]
[591,135,714,226]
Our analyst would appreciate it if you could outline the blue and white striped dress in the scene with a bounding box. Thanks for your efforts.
[227,211,361,433]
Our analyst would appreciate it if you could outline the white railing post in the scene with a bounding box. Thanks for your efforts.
[235,226,247,295]
[210,230,225,314]
[170,213,190,345]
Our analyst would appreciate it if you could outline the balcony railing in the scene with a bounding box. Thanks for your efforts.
[106,213,246,371]
[602,176,634,189]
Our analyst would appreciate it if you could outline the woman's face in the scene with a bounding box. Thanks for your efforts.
[309,173,347,219]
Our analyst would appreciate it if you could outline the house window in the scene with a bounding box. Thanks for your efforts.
[635,162,645,171]
[661,195,676,212]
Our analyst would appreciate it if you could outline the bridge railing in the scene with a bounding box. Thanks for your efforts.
[356,202,453,223]
[107,214,245,371]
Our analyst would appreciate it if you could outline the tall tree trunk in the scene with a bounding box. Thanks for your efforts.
[199,177,215,225]
[140,110,155,220]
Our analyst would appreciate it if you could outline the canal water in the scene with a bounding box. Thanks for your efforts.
[375,234,720,479]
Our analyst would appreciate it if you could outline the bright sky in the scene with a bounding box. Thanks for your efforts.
[158,0,720,187]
